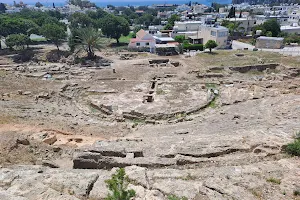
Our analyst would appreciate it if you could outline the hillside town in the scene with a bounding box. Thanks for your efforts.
[0,0,299,200]
[3,1,300,52]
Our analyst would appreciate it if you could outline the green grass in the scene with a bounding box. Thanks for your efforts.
[175,113,187,119]
[181,173,196,181]
[118,32,135,44]
[168,195,188,200]
[0,70,7,77]
[285,139,300,156]
[266,177,281,185]
[250,189,263,198]
[30,37,47,42]
[208,98,217,108]
[132,118,145,127]
[205,83,217,89]
[156,89,166,95]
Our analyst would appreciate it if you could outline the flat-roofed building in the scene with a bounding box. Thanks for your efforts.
[255,36,284,49]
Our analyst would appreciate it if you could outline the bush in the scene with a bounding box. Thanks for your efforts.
[294,189,300,196]
[284,33,300,45]
[5,34,30,50]
[175,35,185,43]
[183,43,204,51]
[285,139,300,156]
[205,40,218,52]
[12,49,35,63]
[266,177,281,184]
[168,195,188,200]
[105,168,136,200]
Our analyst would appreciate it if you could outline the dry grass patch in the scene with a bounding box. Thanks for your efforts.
[0,70,7,77]
[266,177,281,184]
[0,114,17,124]
[195,50,300,68]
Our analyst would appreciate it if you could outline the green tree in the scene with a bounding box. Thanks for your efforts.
[164,14,180,29]
[175,35,185,43]
[40,23,66,51]
[69,0,96,8]
[0,16,39,49]
[222,20,243,36]
[164,24,173,30]
[228,6,235,18]
[105,168,136,200]
[73,27,102,59]
[101,15,130,44]
[0,16,39,37]
[47,10,66,20]
[14,9,59,27]
[135,14,154,26]
[266,31,273,37]
[5,34,30,50]
[205,40,218,53]
[253,19,281,37]
[69,12,93,28]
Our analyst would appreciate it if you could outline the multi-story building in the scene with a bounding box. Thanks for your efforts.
[228,18,259,34]
[193,4,208,14]
[196,25,229,48]
[173,21,202,32]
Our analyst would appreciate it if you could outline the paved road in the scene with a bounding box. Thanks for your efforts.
[232,40,255,50]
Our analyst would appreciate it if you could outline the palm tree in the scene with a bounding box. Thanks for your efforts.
[74,27,102,59]
[228,21,243,36]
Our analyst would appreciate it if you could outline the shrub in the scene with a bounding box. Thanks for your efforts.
[105,168,136,200]
[168,195,188,200]
[294,189,300,196]
[183,43,204,51]
[12,49,35,63]
[175,35,185,43]
[285,139,300,156]
[205,40,218,53]
[5,34,30,50]
[266,177,281,184]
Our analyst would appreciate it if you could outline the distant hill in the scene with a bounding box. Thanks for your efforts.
[232,0,300,5]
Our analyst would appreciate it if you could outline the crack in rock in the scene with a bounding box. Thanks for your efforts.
[85,174,99,198]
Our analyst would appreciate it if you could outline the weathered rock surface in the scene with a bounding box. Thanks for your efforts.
[1,158,299,200]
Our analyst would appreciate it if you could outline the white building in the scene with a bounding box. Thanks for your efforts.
[281,24,300,34]
[228,18,260,34]
[174,21,202,32]
[193,4,208,14]
[198,25,229,48]
[128,29,156,52]
[129,29,177,53]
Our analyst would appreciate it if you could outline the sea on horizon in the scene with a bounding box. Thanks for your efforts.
[8,0,232,7]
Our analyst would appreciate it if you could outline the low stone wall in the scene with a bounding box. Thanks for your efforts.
[229,63,279,73]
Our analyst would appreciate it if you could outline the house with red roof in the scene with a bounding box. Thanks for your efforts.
[129,29,179,54]
[128,29,156,53]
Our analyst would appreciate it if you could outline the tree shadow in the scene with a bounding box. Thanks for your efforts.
[11,49,36,63]
[74,55,112,66]
[46,49,71,63]
[204,51,219,55]
[109,42,128,47]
